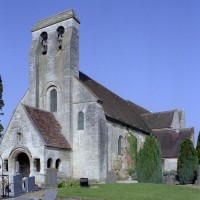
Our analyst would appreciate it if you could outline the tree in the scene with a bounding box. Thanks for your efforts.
[177,139,198,184]
[196,131,200,164]
[136,134,162,183]
[0,75,4,135]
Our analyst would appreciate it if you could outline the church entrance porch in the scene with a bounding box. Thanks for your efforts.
[9,147,32,178]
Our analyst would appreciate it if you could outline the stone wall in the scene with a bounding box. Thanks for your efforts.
[107,120,146,179]
[163,158,177,172]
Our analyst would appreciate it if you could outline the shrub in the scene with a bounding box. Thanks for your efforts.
[177,139,198,184]
[162,171,170,176]
[58,179,80,188]
[136,134,162,183]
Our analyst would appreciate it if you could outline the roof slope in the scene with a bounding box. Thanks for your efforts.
[79,72,150,134]
[24,105,70,149]
[142,110,175,129]
[153,128,194,158]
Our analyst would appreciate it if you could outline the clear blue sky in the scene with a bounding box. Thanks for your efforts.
[0,0,200,145]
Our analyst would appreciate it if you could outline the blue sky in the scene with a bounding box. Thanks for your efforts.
[0,0,200,145]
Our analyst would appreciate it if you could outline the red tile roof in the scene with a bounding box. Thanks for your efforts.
[24,105,70,150]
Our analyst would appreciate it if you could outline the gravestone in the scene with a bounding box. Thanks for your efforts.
[106,171,116,184]
[45,168,57,187]
[25,176,35,193]
[11,174,23,196]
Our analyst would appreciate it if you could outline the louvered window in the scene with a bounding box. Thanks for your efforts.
[50,89,57,112]
[78,112,84,130]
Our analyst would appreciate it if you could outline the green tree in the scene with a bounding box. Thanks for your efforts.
[0,75,4,135]
[136,134,162,183]
[177,139,198,184]
[196,131,200,164]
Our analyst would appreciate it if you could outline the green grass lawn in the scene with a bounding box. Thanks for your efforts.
[58,183,200,200]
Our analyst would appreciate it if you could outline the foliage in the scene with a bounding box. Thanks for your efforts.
[58,179,80,188]
[196,131,200,164]
[0,75,4,135]
[136,134,162,183]
[177,139,198,184]
[58,183,200,200]
[126,133,137,176]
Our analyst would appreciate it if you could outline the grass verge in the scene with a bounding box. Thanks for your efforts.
[58,183,200,200]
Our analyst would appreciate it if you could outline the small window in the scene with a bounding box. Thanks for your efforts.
[47,158,53,168]
[78,112,84,130]
[34,158,40,172]
[118,136,123,155]
[55,159,61,170]
[50,89,57,112]
[40,32,48,55]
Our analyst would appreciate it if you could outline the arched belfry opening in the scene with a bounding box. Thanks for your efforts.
[16,152,30,177]
[57,26,64,50]
[40,32,48,55]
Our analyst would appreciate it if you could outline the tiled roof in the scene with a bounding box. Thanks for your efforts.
[153,128,194,158]
[79,72,151,134]
[142,110,175,129]
[24,105,70,150]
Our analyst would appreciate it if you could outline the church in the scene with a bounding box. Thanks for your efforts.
[0,10,193,183]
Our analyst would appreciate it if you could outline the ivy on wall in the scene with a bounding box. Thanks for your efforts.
[125,132,137,176]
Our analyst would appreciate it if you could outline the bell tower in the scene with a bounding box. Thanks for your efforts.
[28,9,80,109]
[27,10,80,142]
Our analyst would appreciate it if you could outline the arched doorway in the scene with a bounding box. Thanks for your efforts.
[16,152,30,177]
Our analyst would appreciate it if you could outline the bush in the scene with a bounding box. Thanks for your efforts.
[136,135,162,183]
[58,179,80,188]
[177,139,198,184]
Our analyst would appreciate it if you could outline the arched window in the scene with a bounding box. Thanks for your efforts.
[57,26,65,50]
[50,89,57,112]
[78,111,84,130]
[118,136,123,155]
[55,159,61,170]
[47,158,53,168]
[40,32,48,55]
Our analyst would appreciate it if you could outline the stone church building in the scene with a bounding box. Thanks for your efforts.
[0,10,193,183]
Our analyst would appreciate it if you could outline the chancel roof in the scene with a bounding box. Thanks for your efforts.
[142,110,176,129]
[24,105,70,150]
[153,128,194,158]
[79,72,151,134]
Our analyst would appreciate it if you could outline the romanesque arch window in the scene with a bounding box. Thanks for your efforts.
[57,26,65,50]
[47,158,53,168]
[78,111,84,130]
[118,135,123,155]
[50,89,57,112]
[40,32,48,55]
[55,159,61,170]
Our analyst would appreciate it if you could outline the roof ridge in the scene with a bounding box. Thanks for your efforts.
[142,109,176,116]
